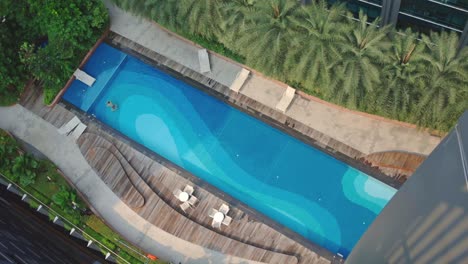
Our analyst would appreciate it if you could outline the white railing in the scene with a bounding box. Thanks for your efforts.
[0,172,140,264]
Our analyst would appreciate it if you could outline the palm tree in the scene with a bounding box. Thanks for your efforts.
[219,0,258,52]
[109,0,179,30]
[413,31,468,130]
[178,0,223,39]
[377,28,426,120]
[145,0,179,30]
[286,1,349,94]
[237,0,302,78]
[330,11,391,109]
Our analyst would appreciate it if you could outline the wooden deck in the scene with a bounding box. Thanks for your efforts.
[362,151,427,183]
[20,84,332,264]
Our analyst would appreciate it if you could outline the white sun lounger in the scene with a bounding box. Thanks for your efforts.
[70,123,87,141]
[229,68,250,93]
[275,86,296,113]
[58,116,80,135]
[74,69,96,87]
[198,49,211,73]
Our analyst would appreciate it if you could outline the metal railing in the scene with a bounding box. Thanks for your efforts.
[0,172,136,264]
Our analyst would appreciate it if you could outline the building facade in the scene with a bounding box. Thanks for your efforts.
[302,0,468,48]
[345,111,468,264]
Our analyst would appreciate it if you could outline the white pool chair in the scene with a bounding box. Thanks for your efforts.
[212,219,222,229]
[58,116,80,135]
[70,123,87,141]
[183,185,194,196]
[198,49,211,73]
[173,189,182,198]
[275,86,296,113]
[219,203,230,215]
[188,195,198,206]
[229,68,250,93]
[74,69,96,87]
[180,202,190,212]
[208,208,217,218]
[222,215,232,226]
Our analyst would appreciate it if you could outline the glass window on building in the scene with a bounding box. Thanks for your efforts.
[398,0,468,33]
[328,0,383,21]
[430,0,468,10]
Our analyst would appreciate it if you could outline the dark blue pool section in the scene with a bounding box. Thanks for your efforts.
[64,43,396,256]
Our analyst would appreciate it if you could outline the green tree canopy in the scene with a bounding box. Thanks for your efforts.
[331,11,391,109]
[414,31,468,130]
[238,0,302,78]
[286,1,349,94]
[378,28,426,119]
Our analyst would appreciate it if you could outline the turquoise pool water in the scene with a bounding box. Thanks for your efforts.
[63,44,396,256]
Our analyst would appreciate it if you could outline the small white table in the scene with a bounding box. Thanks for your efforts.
[179,191,189,202]
[213,211,224,223]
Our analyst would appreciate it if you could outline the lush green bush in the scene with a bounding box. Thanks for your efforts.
[110,0,468,131]
[1,0,109,105]
[12,154,38,187]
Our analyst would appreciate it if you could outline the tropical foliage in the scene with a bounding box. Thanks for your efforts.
[0,0,108,105]
[52,185,78,214]
[12,154,38,187]
[108,0,467,131]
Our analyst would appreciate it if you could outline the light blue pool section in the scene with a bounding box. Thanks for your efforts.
[64,43,397,256]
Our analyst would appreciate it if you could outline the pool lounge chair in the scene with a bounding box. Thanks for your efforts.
[229,68,250,93]
[198,49,211,74]
[222,215,232,226]
[275,86,296,113]
[183,185,194,196]
[74,68,96,87]
[70,123,87,141]
[180,202,190,212]
[58,116,80,135]
[219,203,230,215]
[188,195,198,206]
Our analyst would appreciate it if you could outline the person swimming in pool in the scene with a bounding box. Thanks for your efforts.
[106,100,118,111]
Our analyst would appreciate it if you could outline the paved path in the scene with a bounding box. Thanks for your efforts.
[104,1,441,155]
[0,105,262,264]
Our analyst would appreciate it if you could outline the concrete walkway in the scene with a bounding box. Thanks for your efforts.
[0,105,262,264]
[104,1,441,155]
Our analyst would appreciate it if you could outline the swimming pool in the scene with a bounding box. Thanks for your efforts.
[63,43,396,257]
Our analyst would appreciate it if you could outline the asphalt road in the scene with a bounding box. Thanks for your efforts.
[0,185,106,264]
